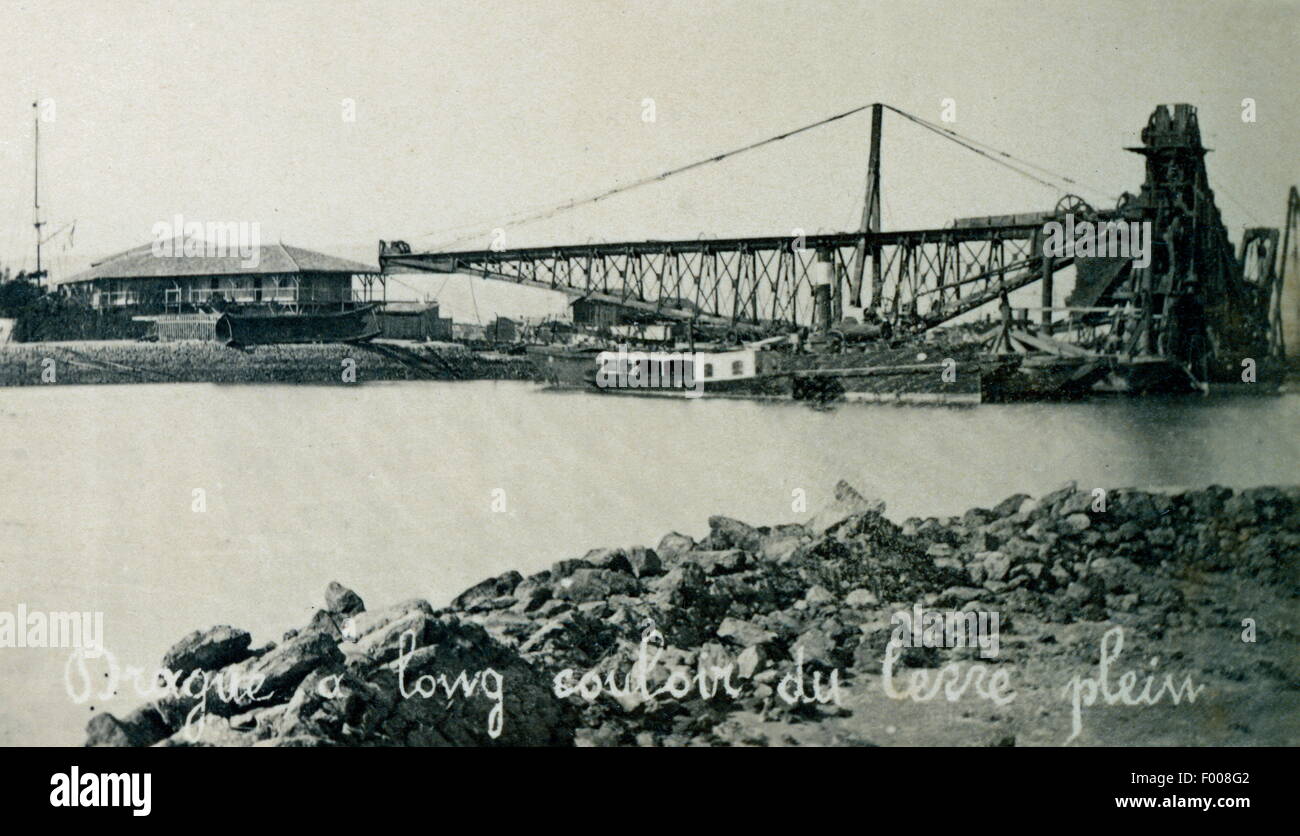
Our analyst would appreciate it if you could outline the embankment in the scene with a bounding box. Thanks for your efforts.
[0,340,534,386]
[84,481,1299,747]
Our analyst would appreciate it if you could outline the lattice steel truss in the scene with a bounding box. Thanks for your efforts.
[380,222,1067,334]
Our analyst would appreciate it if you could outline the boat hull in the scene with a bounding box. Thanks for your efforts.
[221,305,380,346]
[525,345,605,386]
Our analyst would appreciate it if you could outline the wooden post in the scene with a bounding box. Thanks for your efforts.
[830,251,842,325]
[1041,255,1054,334]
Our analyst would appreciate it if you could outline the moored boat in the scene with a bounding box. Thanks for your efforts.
[219,304,381,346]
[524,344,606,386]
[587,345,785,398]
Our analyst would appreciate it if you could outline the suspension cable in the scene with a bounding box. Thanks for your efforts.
[883,105,1118,201]
[422,102,1119,251]
[423,103,879,250]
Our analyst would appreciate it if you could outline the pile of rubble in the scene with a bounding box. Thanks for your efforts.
[85,480,1298,747]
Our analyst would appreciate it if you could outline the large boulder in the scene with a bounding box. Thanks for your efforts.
[161,625,253,679]
[705,516,764,552]
[451,571,523,611]
[656,532,696,560]
[518,609,614,669]
[343,598,434,642]
[624,547,663,578]
[325,581,365,616]
[792,627,842,669]
[289,615,574,747]
[88,595,575,747]
[683,549,749,576]
[553,568,640,602]
[759,534,803,564]
[85,709,172,748]
[806,480,887,535]
[992,492,1032,518]
[716,617,776,648]
[646,563,708,605]
[249,630,345,701]
[509,575,554,613]
[583,548,633,574]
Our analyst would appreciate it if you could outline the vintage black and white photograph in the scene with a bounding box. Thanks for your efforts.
[0,0,1295,814]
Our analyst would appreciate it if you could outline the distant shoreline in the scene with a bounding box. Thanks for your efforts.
[0,340,535,387]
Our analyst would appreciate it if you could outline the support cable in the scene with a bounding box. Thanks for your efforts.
[424,104,879,249]
[420,102,1119,252]
[882,105,1117,202]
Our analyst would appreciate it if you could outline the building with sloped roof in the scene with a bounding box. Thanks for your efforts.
[374,301,453,341]
[57,241,381,313]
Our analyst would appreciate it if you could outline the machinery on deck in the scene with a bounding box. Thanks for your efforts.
[1059,105,1284,389]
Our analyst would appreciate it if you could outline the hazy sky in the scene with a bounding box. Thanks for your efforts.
[1,0,1296,319]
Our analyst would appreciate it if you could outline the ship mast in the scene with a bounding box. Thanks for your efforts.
[32,100,45,288]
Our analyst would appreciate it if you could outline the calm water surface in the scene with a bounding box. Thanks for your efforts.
[2,381,1297,744]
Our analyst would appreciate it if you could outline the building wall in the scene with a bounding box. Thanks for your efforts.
[376,306,451,340]
[485,318,518,342]
[572,299,624,328]
[69,272,356,310]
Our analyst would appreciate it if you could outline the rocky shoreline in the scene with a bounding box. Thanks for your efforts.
[85,481,1299,747]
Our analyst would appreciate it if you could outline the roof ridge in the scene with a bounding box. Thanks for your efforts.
[91,241,160,267]
[55,240,377,285]
[277,241,301,272]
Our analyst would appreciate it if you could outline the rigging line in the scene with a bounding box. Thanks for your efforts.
[1212,181,1266,227]
[884,106,1076,194]
[427,103,880,251]
[886,106,1083,186]
[891,106,1091,192]
[39,220,75,247]
[884,105,1118,202]
[442,166,824,251]
[385,273,426,297]
[418,197,576,241]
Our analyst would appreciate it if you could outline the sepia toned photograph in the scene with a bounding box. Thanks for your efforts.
[0,0,1295,815]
